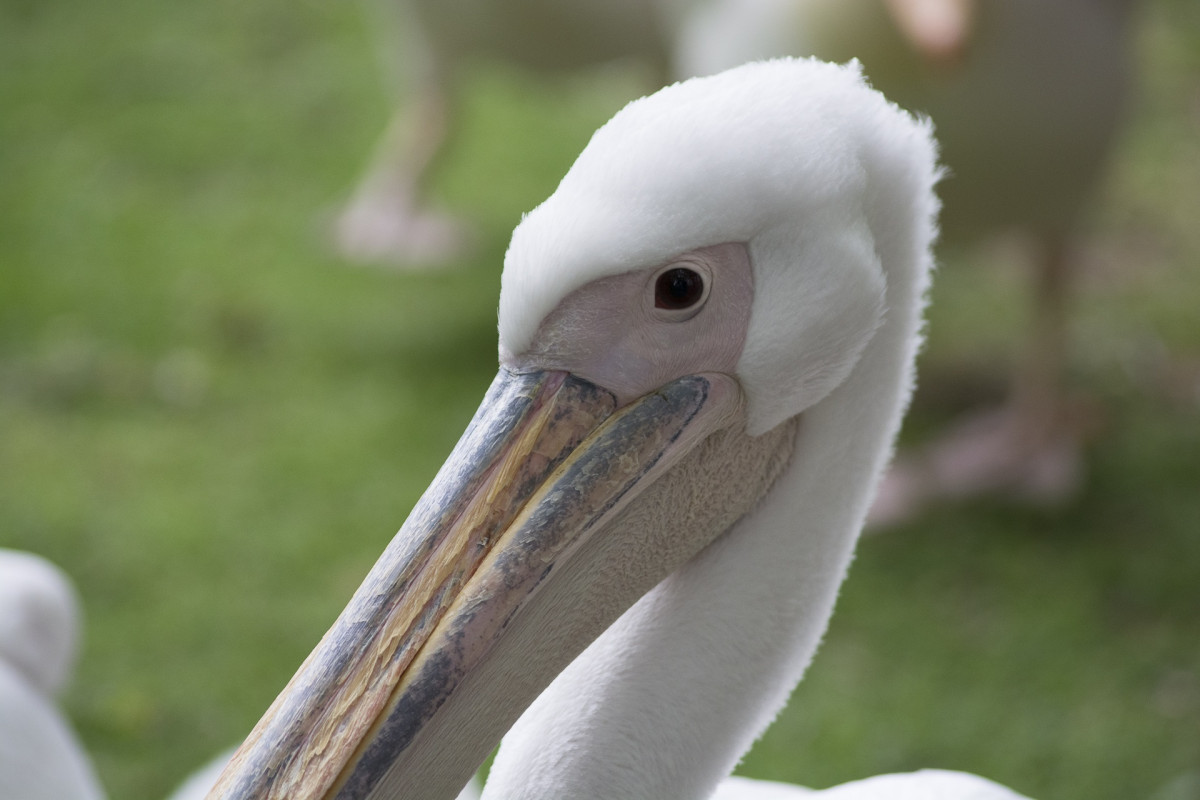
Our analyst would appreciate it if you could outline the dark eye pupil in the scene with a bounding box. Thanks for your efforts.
[655,268,704,310]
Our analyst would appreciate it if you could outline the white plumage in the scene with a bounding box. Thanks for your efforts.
[0,550,105,800]
[713,770,1028,799]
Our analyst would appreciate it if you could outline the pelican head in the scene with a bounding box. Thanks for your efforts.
[210,58,940,800]
[0,550,80,699]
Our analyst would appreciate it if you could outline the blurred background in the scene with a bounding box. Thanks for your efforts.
[1,0,1197,798]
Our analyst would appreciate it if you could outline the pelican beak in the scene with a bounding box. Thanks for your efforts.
[207,368,741,800]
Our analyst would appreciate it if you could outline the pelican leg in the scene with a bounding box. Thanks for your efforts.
[868,233,1094,526]
[1005,231,1090,501]
[333,13,472,267]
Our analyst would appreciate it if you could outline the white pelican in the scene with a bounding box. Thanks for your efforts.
[0,549,105,800]
[208,59,1031,799]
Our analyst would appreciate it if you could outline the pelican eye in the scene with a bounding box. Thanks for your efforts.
[654,267,705,311]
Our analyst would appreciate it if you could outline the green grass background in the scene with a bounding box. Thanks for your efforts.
[1,1,1198,797]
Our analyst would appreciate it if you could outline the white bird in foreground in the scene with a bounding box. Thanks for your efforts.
[207,59,1032,799]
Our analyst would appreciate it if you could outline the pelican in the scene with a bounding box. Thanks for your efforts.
[208,59,1030,798]
[0,549,105,800]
